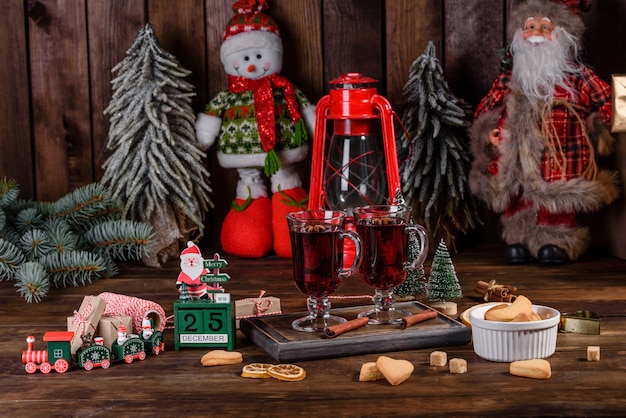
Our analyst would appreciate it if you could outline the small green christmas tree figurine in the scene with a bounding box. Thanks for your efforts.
[396,41,481,249]
[102,23,213,267]
[395,231,427,300]
[178,282,192,303]
[426,239,462,302]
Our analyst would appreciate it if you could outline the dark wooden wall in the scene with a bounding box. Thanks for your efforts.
[2,0,626,247]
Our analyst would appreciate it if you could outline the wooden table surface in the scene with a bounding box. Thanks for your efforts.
[2,242,625,417]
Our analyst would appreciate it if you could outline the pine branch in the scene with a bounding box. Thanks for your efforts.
[14,261,49,303]
[40,251,108,288]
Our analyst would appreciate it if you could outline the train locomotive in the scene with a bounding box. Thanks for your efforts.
[22,328,164,374]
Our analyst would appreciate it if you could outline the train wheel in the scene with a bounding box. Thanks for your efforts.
[83,360,94,371]
[40,362,52,374]
[138,351,146,361]
[153,346,160,356]
[101,359,111,369]
[124,354,133,364]
[25,362,37,374]
[55,359,69,374]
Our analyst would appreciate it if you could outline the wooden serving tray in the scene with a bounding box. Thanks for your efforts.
[240,301,471,362]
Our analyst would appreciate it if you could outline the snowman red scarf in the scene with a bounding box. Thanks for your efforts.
[228,73,306,175]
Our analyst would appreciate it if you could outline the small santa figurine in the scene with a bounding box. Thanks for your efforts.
[176,241,210,299]
[469,0,619,265]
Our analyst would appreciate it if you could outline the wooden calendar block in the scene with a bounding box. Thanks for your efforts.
[173,299,236,350]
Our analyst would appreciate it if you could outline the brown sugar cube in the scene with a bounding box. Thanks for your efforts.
[449,358,467,374]
[430,351,448,367]
[587,346,600,361]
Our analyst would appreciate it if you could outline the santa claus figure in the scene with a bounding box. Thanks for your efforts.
[469,0,620,264]
[176,241,211,299]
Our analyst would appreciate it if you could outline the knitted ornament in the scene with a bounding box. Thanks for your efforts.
[196,0,315,259]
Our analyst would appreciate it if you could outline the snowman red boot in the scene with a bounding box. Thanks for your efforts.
[220,168,273,258]
[271,165,308,258]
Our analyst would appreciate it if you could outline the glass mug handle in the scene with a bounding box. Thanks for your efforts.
[404,224,429,271]
[337,230,363,278]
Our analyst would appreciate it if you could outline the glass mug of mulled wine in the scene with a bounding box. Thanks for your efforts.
[287,210,363,332]
[354,205,429,325]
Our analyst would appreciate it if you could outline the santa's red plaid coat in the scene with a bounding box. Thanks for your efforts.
[475,66,612,182]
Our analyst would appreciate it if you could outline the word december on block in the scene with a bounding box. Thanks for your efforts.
[174,299,235,350]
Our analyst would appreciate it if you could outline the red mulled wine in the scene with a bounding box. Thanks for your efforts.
[356,221,408,291]
[290,230,343,298]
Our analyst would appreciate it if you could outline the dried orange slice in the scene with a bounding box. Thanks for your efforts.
[267,364,306,381]
[241,363,272,378]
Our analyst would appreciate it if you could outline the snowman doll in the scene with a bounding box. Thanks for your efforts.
[196,0,315,258]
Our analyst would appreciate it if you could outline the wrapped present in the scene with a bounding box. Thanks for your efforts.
[612,74,626,133]
[95,315,133,349]
[67,295,106,354]
[235,290,281,329]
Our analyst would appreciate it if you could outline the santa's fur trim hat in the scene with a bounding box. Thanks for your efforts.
[220,0,283,66]
[180,241,201,258]
[508,0,586,46]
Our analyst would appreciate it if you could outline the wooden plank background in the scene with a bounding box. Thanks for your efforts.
[1,0,625,247]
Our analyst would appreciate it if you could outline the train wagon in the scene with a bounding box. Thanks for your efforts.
[76,341,111,370]
[142,330,164,356]
[111,335,146,363]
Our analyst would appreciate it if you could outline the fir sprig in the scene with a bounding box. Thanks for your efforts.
[0,179,155,301]
[397,41,481,248]
[40,251,108,287]
[14,262,49,303]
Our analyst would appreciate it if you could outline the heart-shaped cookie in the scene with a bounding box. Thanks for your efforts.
[375,356,414,386]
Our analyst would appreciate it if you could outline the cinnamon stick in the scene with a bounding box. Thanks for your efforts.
[400,309,438,330]
[324,317,369,338]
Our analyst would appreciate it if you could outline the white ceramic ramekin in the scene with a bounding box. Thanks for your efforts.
[469,303,561,362]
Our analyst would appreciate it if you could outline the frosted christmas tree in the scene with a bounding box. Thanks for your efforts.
[102,23,213,267]
[426,239,462,314]
[396,41,480,249]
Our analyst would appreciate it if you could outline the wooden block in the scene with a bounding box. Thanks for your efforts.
[587,346,600,361]
[449,358,467,374]
[430,350,447,367]
[174,300,236,350]
[431,301,458,316]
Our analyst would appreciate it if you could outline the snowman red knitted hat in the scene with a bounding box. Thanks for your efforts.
[220,0,283,65]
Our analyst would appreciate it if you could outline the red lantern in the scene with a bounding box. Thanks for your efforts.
[308,73,403,265]
[308,72,402,213]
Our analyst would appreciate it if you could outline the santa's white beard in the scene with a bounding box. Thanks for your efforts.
[510,27,582,102]
[181,258,204,280]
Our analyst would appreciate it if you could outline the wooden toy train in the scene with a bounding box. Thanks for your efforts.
[22,329,164,374]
